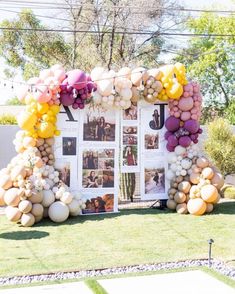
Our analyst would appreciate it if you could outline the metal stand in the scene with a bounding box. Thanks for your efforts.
[150,199,167,210]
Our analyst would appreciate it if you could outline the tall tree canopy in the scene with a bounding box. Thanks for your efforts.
[175,13,235,107]
[0,0,182,79]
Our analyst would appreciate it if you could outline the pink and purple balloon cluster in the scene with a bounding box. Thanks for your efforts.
[165,82,203,152]
[60,69,97,109]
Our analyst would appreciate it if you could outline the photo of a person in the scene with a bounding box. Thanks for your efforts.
[123,146,137,166]
[123,126,137,135]
[145,167,165,194]
[102,171,114,188]
[95,116,111,141]
[83,110,116,141]
[98,149,115,158]
[62,137,76,156]
[86,171,98,188]
[82,194,114,214]
[55,162,70,187]
[149,109,160,130]
[83,151,98,169]
[123,102,138,120]
[98,159,114,170]
[123,135,137,145]
[145,134,159,149]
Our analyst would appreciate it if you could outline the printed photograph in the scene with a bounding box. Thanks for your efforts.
[62,137,77,156]
[123,126,137,135]
[98,149,115,158]
[82,170,103,188]
[145,134,159,150]
[123,102,138,120]
[123,145,137,166]
[149,107,161,130]
[98,158,114,170]
[144,163,165,194]
[54,161,71,187]
[102,170,114,188]
[82,150,98,170]
[83,109,116,141]
[82,194,114,214]
[123,134,137,145]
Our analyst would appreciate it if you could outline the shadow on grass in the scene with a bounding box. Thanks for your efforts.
[34,200,235,228]
[210,201,235,215]
[34,208,173,227]
[0,230,49,240]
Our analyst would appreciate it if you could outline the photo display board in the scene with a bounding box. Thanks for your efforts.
[55,102,169,214]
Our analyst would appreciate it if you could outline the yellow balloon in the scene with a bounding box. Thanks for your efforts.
[50,105,60,115]
[37,103,49,114]
[17,111,37,131]
[166,82,183,99]
[54,130,61,136]
[37,121,55,138]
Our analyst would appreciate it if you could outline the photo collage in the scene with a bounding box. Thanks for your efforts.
[82,193,114,214]
[121,102,139,172]
[82,148,115,189]
[140,104,168,200]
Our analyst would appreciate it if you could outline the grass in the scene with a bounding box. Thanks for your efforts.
[0,114,17,125]
[223,186,235,199]
[86,279,108,294]
[0,201,234,277]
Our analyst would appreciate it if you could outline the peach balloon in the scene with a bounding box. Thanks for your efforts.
[201,185,218,203]
[187,198,206,216]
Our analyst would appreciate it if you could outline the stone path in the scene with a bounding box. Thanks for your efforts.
[0,270,234,294]
[0,281,92,294]
[99,270,235,294]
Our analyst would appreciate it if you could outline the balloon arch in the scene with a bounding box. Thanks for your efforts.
[0,63,224,226]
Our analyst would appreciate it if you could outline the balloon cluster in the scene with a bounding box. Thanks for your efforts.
[17,64,66,105]
[168,82,202,121]
[91,67,133,109]
[143,69,163,104]
[166,146,224,215]
[0,147,85,226]
[60,69,96,109]
[157,63,187,101]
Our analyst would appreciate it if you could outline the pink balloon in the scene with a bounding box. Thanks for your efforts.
[67,69,87,90]
[178,97,194,111]
[183,91,189,98]
[28,77,41,85]
[54,69,66,82]
[60,78,68,91]
[181,111,191,121]
[35,85,51,103]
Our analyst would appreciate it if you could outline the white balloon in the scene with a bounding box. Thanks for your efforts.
[181,158,192,170]
[97,80,113,96]
[120,87,132,100]
[90,67,105,81]
[167,153,177,164]
[170,163,177,172]
[166,170,175,180]
[180,169,187,176]
[175,146,186,156]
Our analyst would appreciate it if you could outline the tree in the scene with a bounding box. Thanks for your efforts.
[0,9,70,80]
[62,0,183,70]
[175,13,235,107]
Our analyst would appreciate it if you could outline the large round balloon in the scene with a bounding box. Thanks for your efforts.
[60,92,74,106]
[67,69,87,90]
[184,119,199,134]
[165,116,180,132]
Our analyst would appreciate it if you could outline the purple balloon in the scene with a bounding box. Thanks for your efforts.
[66,85,73,93]
[165,116,180,132]
[72,103,79,109]
[164,131,173,140]
[87,82,94,93]
[198,128,203,134]
[184,119,199,134]
[179,136,192,147]
[166,143,175,152]
[78,103,85,109]
[168,135,178,147]
[60,92,74,106]
[67,69,87,90]
[81,94,87,100]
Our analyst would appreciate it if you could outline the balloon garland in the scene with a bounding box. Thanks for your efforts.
[0,63,224,226]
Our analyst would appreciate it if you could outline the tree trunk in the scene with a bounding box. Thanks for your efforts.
[120,173,136,201]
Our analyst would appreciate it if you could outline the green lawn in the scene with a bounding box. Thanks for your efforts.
[0,201,234,277]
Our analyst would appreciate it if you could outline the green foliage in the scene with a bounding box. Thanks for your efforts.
[222,186,235,199]
[204,118,235,175]
[0,9,70,79]
[0,114,17,125]
[225,99,235,125]
[6,97,23,105]
[176,13,235,107]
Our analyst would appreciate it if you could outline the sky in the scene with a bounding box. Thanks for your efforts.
[0,0,234,104]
